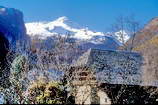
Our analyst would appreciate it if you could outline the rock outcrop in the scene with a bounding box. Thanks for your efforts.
[0,6,27,87]
[0,6,27,45]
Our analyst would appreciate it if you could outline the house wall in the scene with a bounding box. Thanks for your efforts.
[71,67,112,104]
[97,90,111,105]
[74,84,111,105]
[75,85,91,104]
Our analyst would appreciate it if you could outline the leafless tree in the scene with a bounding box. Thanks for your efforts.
[111,15,141,51]
[111,15,127,45]
[126,14,141,51]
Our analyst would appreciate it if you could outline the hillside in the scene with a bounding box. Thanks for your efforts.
[123,17,158,85]
[123,17,158,50]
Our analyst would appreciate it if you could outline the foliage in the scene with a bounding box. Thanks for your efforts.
[26,78,66,104]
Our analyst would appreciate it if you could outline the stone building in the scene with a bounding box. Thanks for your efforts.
[69,49,158,104]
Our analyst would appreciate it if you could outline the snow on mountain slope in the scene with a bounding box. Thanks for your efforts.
[26,16,128,50]
[114,30,130,44]
[26,16,105,40]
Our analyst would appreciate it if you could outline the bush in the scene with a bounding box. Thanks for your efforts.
[26,78,66,104]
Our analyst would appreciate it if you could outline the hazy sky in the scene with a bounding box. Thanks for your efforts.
[0,0,158,32]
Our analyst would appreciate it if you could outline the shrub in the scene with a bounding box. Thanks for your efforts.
[26,78,66,104]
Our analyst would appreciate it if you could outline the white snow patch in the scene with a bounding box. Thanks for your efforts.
[26,16,130,44]
[114,30,130,44]
[25,16,105,40]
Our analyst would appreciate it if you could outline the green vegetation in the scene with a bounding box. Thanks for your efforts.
[27,79,66,104]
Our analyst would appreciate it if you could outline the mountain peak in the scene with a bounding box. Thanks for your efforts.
[55,16,68,23]
[25,16,105,40]
[25,16,124,47]
[25,16,122,50]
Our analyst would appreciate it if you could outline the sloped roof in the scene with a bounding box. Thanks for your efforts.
[73,49,143,85]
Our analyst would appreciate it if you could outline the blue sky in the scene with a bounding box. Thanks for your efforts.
[0,0,158,32]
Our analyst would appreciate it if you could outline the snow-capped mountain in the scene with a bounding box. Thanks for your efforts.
[25,16,129,50]
[114,30,130,44]
[26,16,105,40]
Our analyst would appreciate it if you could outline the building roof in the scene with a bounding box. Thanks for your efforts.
[72,49,143,85]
